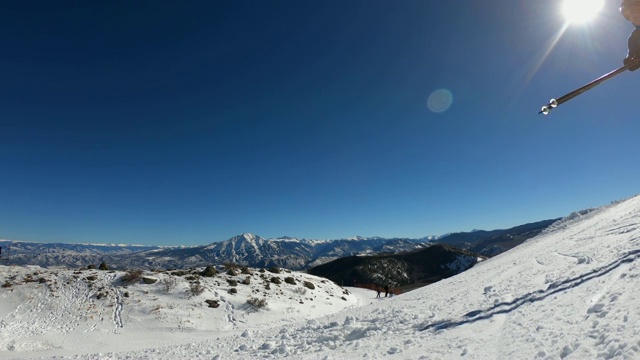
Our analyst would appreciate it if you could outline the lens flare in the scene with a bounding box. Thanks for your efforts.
[427,89,453,113]
[561,0,604,24]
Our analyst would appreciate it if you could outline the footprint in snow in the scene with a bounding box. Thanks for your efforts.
[587,303,606,314]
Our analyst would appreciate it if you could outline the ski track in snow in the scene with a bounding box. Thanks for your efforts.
[2,195,640,359]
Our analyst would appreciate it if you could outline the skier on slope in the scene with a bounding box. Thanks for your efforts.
[622,0,640,69]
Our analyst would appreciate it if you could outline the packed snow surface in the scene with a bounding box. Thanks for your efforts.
[2,195,640,359]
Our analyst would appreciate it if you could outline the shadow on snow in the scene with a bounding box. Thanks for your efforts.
[420,246,640,332]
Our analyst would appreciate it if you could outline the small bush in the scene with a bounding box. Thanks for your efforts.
[98,262,109,271]
[259,268,266,273]
[268,267,281,274]
[284,277,296,285]
[228,288,238,294]
[242,276,251,285]
[189,282,205,296]
[87,264,97,270]
[293,287,307,295]
[201,266,217,277]
[227,279,238,287]
[270,277,281,285]
[1,281,12,288]
[246,297,268,309]
[161,277,177,293]
[241,267,251,275]
[205,299,220,308]
[121,269,144,285]
[303,281,315,290]
[223,262,239,271]
[226,268,237,276]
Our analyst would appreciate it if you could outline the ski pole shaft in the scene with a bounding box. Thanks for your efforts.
[539,62,634,115]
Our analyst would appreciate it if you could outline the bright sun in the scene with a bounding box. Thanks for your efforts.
[562,0,604,24]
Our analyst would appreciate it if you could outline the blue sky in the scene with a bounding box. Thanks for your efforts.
[1,1,639,245]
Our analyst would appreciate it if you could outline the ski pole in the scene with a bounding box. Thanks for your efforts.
[539,62,635,115]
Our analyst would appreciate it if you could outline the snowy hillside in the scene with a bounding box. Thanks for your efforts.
[0,264,362,358]
[3,194,640,359]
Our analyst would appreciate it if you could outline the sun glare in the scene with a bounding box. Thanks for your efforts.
[562,0,604,24]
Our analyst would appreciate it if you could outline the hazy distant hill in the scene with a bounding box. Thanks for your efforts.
[434,219,559,256]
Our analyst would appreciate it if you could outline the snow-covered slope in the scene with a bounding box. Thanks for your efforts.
[3,194,640,359]
[0,264,363,358]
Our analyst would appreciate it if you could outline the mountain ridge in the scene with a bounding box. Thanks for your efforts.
[0,219,558,270]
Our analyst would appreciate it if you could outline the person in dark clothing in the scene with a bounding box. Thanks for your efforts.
[384,285,389,298]
[622,0,640,70]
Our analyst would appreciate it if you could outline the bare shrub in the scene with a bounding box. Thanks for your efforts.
[223,262,239,271]
[293,287,307,295]
[161,277,177,293]
[268,267,280,274]
[120,269,144,285]
[189,281,205,296]
[284,277,296,285]
[270,277,281,285]
[303,281,315,290]
[246,297,268,309]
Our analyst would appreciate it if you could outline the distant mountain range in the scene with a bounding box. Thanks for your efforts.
[436,218,560,256]
[0,218,559,270]
[0,234,433,270]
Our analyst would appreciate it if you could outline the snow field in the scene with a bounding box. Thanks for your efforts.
[3,195,640,359]
[0,265,366,359]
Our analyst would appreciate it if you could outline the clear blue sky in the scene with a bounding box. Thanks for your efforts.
[1,1,639,245]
